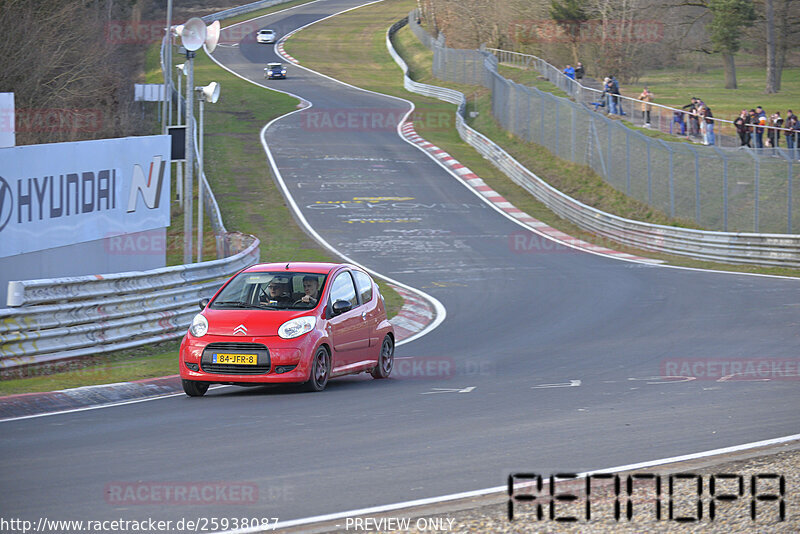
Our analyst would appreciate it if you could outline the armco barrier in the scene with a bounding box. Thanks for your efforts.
[389,16,800,268]
[0,235,259,369]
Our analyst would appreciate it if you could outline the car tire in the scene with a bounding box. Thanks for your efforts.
[305,346,330,392]
[371,335,394,379]
[182,379,209,397]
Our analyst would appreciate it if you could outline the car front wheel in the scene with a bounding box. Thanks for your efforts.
[182,379,209,397]
[371,335,394,379]
[305,346,330,392]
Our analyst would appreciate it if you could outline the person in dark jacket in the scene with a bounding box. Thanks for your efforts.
[575,62,584,81]
[734,110,749,147]
[768,111,783,149]
[786,110,798,151]
[682,97,700,137]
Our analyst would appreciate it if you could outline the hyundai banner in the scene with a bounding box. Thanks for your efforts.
[0,135,170,258]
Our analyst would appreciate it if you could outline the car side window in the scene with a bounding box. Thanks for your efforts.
[352,270,373,304]
[329,272,358,308]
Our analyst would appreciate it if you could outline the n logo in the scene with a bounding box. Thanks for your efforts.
[127,156,166,213]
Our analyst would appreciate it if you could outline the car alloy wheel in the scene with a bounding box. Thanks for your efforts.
[306,346,330,392]
[371,335,394,379]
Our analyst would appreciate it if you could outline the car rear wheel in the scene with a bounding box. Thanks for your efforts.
[182,379,209,397]
[305,346,330,392]
[371,335,394,379]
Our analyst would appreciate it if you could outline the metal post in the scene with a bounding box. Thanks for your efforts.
[165,0,173,129]
[197,97,204,263]
[647,142,652,204]
[695,150,701,224]
[176,71,182,202]
[554,100,560,157]
[754,158,760,232]
[571,103,576,163]
[788,160,793,233]
[183,51,195,264]
[625,133,631,194]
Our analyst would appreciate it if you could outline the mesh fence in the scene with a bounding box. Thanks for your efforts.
[409,14,800,234]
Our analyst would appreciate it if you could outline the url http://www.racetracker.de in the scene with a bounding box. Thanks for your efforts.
[0,517,280,533]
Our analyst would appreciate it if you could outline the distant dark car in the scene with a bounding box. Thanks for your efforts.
[264,62,286,79]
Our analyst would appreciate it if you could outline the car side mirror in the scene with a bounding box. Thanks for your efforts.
[331,299,352,315]
[199,298,210,310]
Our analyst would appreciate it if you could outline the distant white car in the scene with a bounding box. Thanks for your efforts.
[256,29,276,44]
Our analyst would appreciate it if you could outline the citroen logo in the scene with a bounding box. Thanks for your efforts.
[233,324,247,335]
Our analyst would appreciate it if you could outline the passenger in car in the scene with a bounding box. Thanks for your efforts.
[299,276,320,305]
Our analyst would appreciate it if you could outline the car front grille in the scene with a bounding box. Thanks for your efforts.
[201,342,270,375]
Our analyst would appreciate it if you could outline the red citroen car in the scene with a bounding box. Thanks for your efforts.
[179,262,395,396]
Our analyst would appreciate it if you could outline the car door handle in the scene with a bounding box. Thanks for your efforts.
[361,311,366,320]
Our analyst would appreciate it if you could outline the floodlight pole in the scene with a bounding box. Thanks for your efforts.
[183,51,195,264]
[164,0,173,132]
[197,95,205,262]
[175,65,184,202]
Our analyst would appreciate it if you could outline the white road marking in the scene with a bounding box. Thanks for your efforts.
[420,386,475,395]
[532,379,581,389]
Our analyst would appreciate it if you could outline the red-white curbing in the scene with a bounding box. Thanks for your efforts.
[388,285,435,342]
[276,41,299,64]
[400,121,662,264]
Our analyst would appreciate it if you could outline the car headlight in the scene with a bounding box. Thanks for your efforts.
[278,316,316,339]
[190,314,208,337]
[281,70,286,74]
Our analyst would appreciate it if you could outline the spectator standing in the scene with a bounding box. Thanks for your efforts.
[755,108,767,149]
[610,76,624,115]
[604,78,616,115]
[563,64,575,80]
[734,110,749,147]
[786,110,798,151]
[700,106,714,146]
[638,87,653,126]
[683,98,700,137]
[575,62,584,81]
[768,111,783,149]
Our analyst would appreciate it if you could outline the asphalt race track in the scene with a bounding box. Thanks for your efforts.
[1,0,799,528]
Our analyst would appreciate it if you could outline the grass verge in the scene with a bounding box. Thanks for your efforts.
[284,0,800,279]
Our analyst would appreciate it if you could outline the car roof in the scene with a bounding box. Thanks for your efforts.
[243,262,347,275]
[267,62,282,67]
[259,29,274,33]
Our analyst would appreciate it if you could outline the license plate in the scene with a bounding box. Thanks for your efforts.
[212,353,258,365]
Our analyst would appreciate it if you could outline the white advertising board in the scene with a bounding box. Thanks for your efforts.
[0,93,14,148]
[0,135,171,258]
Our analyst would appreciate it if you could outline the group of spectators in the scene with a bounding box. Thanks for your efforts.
[671,97,716,145]
[733,108,799,150]
[564,63,798,151]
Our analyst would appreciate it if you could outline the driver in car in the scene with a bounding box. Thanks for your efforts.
[262,278,292,306]
[299,276,320,305]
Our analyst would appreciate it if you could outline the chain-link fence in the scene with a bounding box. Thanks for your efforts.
[408,14,799,234]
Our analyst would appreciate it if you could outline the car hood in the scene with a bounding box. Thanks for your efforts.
[203,308,314,337]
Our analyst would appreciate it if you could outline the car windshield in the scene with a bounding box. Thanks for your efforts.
[211,271,327,310]
[268,63,282,68]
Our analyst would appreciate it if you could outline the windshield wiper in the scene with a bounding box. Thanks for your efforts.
[212,301,253,308]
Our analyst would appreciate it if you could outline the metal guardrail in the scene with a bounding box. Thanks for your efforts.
[0,235,259,369]
[200,0,293,23]
[389,15,800,268]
